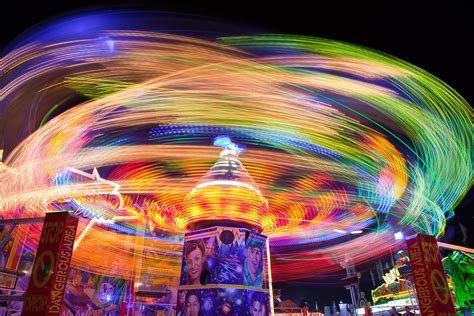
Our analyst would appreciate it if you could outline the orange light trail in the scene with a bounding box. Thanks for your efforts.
[0,26,471,281]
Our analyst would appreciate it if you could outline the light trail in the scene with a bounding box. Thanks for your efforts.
[0,16,471,280]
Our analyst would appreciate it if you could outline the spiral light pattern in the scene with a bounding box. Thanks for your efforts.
[1,14,471,281]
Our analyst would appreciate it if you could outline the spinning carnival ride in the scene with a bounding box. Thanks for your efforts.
[0,12,471,292]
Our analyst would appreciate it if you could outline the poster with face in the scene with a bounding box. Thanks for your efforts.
[180,234,217,286]
[177,288,249,316]
[177,289,211,316]
[247,290,269,316]
[62,268,126,315]
[244,233,266,288]
[215,228,246,285]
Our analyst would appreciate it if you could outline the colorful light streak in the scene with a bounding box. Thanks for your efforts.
[0,13,471,282]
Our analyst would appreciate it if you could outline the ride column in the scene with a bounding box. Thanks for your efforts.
[176,226,270,316]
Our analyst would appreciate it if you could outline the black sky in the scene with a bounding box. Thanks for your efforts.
[2,1,472,102]
[1,0,472,310]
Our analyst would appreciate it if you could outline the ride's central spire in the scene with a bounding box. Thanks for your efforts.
[177,138,271,316]
[213,135,245,159]
[182,136,269,231]
[199,136,258,189]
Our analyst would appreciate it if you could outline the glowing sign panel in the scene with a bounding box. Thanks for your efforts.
[22,212,78,316]
[406,234,455,316]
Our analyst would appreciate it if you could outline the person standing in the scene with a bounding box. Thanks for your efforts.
[302,301,309,316]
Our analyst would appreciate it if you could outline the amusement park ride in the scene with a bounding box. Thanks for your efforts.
[0,10,472,315]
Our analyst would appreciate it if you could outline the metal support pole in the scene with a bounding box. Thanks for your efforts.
[348,286,357,309]
[266,237,275,316]
[406,277,417,311]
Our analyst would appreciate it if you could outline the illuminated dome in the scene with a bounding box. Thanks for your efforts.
[183,138,269,231]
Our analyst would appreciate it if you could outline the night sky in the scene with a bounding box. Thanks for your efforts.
[2,0,472,310]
